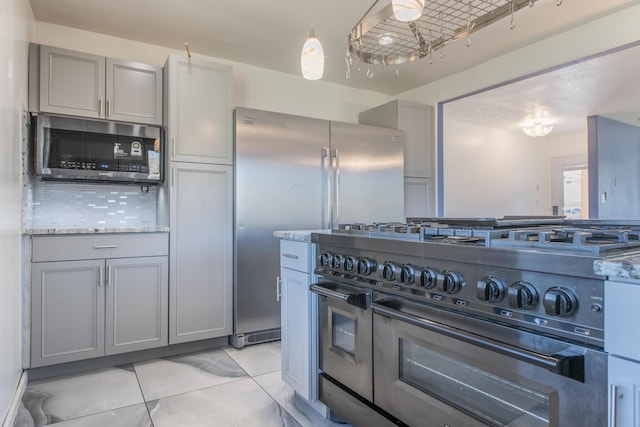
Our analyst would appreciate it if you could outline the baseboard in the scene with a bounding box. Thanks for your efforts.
[2,370,27,427]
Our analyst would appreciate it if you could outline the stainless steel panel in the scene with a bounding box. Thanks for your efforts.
[234,108,329,335]
[330,122,404,226]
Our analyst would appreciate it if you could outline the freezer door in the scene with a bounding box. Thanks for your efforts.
[330,122,405,226]
[234,107,330,336]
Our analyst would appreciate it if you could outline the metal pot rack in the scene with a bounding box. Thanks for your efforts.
[347,0,562,69]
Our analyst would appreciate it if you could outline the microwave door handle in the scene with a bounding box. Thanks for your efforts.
[372,302,585,381]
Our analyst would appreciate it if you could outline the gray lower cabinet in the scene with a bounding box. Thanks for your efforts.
[30,233,168,367]
[168,162,233,344]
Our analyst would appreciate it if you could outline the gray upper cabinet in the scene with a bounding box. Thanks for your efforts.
[164,54,233,164]
[30,233,169,367]
[37,45,162,125]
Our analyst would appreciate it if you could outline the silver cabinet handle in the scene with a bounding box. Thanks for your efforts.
[106,97,111,117]
[98,265,103,287]
[93,245,119,249]
[282,253,299,259]
[610,384,620,427]
[98,96,103,116]
[106,265,112,287]
[172,136,176,157]
[276,276,282,302]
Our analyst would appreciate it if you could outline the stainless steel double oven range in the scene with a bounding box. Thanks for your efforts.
[311,219,639,427]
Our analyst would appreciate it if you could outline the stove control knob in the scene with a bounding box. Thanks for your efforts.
[319,252,332,267]
[507,281,538,310]
[420,267,439,289]
[477,276,506,302]
[330,254,344,270]
[343,256,358,273]
[439,270,464,294]
[400,264,416,284]
[543,287,578,317]
[381,262,399,281]
[357,258,376,276]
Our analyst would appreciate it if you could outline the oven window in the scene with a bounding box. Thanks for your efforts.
[332,312,356,356]
[399,339,550,426]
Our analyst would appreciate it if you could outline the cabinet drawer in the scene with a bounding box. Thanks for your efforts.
[280,240,310,273]
[32,233,169,262]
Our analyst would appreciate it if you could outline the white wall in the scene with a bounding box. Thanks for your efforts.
[0,0,33,424]
[443,120,549,217]
[32,23,392,124]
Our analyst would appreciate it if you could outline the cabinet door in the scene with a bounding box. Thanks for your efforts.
[405,177,434,218]
[105,256,168,355]
[280,267,311,399]
[397,102,434,178]
[31,259,105,367]
[40,46,105,118]
[609,356,640,427]
[166,55,233,164]
[106,59,163,125]
[169,163,233,343]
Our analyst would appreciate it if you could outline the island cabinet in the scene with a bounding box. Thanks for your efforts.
[163,54,234,344]
[278,236,326,415]
[606,279,640,427]
[34,45,163,125]
[30,233,168,368]
[359,100,435,217]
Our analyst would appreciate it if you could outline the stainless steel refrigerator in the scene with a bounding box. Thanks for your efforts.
[231,107,404,347]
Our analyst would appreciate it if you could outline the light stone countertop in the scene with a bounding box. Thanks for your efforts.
[594,251,640,280]
[24,226,170,235]
[273,229,330,242]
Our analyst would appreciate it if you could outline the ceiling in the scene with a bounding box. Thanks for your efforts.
[29,0,638,95]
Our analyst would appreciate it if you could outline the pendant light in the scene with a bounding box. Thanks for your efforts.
[301,27,324,80]
[392,0,425,22]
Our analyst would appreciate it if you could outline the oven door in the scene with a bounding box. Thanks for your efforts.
[311,280,373,402]
[372,298,607,427]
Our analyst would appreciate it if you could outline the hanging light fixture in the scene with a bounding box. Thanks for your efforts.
[392,0,425,22]
[522,120,553,137]
[301,27,324,80]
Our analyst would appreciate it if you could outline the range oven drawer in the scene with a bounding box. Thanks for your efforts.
[372,298,607,427]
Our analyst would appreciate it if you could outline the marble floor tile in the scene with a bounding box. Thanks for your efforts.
[253,371,348,427]
[16,403,152,427]
[18,365,143,426]
[147,377,302,427]
[133,347,247,401]
[223,341,281,377]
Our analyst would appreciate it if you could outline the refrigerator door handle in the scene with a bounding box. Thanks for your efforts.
[331,149,340,229]
[321,147,331,229]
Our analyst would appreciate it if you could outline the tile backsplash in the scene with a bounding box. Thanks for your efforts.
[26,179,158,229]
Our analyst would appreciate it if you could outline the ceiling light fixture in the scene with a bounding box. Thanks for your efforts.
[522,121,553,137]
[392,0,425,22]
[301,27,324,80]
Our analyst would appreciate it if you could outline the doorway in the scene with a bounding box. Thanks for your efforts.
[551,154,589,219]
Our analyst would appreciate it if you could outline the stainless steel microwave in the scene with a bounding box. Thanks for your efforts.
[36,114,164,184]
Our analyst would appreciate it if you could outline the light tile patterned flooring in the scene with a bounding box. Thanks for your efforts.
[15,341,344,427]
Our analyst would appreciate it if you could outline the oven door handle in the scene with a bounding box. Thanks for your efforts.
[310,284,370,310]
[372,302,585,382]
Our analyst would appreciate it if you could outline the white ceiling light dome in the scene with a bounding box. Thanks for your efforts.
[522,120,553,137]
[392,0,426,22]
[301,28,324,80]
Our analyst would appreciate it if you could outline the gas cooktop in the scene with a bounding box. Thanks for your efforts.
[333,217,640,255]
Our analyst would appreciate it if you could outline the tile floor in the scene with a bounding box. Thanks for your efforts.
[15,341,345,427]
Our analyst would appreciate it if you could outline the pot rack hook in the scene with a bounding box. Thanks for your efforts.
[466,1,474,47]
[556,0,562,5]
[184,42,192,58]
[510,1,516,30]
